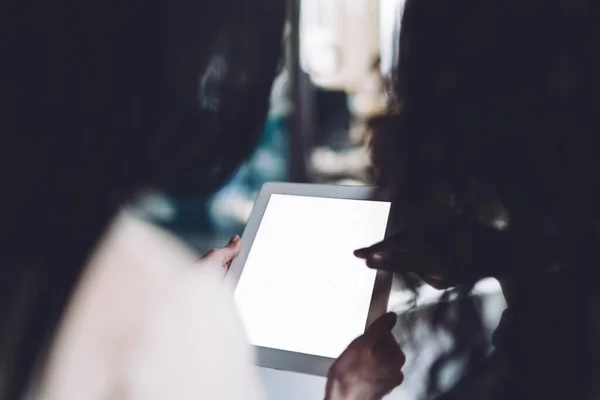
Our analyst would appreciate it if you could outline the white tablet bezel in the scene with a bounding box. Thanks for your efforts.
[226,182,394,377]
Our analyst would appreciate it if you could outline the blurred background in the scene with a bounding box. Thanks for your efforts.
[135,0,404,254]
[133,1,505,397]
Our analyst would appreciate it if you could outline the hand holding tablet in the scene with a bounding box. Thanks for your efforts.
[227,183,394,376]
[326,312,405,400]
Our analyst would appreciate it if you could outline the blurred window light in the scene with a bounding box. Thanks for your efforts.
[379,0,405,78]
[300,0,381,91]
[300,0,340,77]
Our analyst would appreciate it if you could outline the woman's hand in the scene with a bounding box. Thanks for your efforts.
[326,312,405,400]
[199,235,241,278]
[353,217,513,289]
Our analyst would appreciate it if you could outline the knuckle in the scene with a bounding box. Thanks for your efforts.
[396,372,404,386]
[399,349,406,364]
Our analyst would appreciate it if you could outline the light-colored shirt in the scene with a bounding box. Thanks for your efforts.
[36,212,265,400]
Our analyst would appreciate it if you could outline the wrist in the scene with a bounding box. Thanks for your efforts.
[325,374,381,400]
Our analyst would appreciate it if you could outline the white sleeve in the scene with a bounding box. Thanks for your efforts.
[37,213,265,400]
[127,265,266,400]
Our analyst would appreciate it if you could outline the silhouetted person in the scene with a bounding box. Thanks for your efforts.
[358,0,598,398]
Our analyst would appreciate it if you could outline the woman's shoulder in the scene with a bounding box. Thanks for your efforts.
[37,212,263,400]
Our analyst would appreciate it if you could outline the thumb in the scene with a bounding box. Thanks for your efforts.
[365,312,397,338]
[202,235,241,265]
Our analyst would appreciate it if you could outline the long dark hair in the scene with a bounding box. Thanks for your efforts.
[369,0,596,398]
[0,0,285,398]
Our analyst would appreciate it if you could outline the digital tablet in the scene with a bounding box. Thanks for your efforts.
[226,183,394,376]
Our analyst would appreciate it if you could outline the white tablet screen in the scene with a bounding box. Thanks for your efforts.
[235,194,391,359]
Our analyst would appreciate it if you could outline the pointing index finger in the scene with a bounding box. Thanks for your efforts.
[354,232,407,259]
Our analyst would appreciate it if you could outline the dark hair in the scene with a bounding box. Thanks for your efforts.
[370,0,596,398]
[0,0,285,398]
